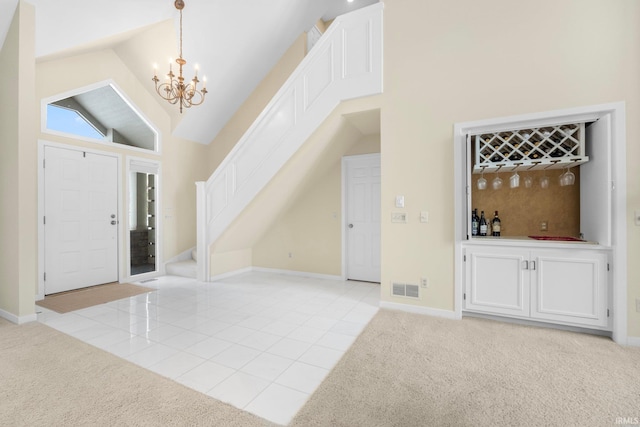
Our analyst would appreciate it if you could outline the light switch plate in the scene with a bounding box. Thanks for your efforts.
[395,195,405,208]
[420,211,429,223]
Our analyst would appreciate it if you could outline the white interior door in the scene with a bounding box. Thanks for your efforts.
[44,146,118,294]
[345,154,381,282]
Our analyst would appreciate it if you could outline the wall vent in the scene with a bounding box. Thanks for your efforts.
[392,282,420,299]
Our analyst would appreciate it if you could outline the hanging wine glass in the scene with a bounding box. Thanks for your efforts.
[509,168,520,188]
[559,168,568,187]
[524,175,533,188]
[477,168,487,190]
[564,166,575,186]
[492,172,503,190]
[540,174,549,189]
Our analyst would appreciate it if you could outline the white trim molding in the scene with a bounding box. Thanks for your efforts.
[0,309,38,325]
[380,301,458,320]
[626,336,640,348]
[252,267,342,282]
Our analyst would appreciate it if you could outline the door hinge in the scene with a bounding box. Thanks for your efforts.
[607,263,610,271]
[83,151,86,158]
[607,308,610,317]
[463,293,466,300]
[43,159,45,168]
[44,272,46,281]
[43,216,46,225]
[463,255,467,262]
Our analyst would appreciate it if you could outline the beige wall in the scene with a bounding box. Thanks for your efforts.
[0,1,36,320]
[253,134,380,275]
[382,0,640,336]
[0,2,25,317]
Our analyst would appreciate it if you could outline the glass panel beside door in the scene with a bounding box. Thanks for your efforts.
[129,172,156,276]
[127,159,160,278]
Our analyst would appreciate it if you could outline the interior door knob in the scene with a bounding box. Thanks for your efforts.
[111,220,117,225]
[348,224,354,228]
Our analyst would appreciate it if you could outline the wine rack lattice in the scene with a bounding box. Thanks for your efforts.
[473,123,588,173]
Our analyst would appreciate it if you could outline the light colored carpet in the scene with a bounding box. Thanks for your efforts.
[36,282,155,313]
[291,310,640,427]
[0,318,275,427]
[1,310,639,426]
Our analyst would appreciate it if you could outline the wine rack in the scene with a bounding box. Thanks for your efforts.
[473,122,588,173]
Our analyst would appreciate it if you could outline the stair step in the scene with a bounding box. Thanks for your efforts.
[165,260,197,279]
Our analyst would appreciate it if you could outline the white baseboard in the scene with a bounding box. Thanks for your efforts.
[380,301,458,320]
[0,308,37,325]
[252,267,342,282]
[626,336,640,348]
[209,267,254,282]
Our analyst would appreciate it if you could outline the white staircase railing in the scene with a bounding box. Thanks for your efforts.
[196,3,383,281]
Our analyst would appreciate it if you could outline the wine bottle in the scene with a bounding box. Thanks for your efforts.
[479,211,487,236]
[492,211,501,237]
[471,208,479,236]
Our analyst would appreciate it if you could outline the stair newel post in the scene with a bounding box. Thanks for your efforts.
[195,181,209,281]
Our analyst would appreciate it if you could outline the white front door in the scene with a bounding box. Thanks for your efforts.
[345,154,381,282]
[44,146,118,294]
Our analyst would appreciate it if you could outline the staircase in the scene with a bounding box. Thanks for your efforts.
[195,3,383,281]
[165,247,197,278]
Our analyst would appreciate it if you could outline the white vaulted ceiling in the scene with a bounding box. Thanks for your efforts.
[0,0,379,144]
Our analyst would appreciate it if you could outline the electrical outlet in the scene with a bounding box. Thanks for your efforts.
[636,298,640,313]
[421,277,428,288]
[540,221,548,231]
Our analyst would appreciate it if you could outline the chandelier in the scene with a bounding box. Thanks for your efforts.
[153,0,207,113]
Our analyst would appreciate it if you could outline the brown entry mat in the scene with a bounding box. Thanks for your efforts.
[36,282,155,314]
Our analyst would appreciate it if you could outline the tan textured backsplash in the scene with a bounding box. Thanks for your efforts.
[471,168,580,237]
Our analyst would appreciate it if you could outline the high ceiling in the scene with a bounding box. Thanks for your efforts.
[0,0,379,144]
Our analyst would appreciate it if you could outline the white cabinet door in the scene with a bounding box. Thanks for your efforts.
[465,246,529,317]
[530,250,609,328]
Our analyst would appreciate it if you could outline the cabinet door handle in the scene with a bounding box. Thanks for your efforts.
[523,260,529,270]
[531,260,536,271]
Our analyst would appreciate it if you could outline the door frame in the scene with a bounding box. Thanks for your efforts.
[341,153,381,281]
[124,156,162,282]
[37,140,123,300]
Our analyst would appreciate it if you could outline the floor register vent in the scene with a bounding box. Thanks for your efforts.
[392,282,420,299]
